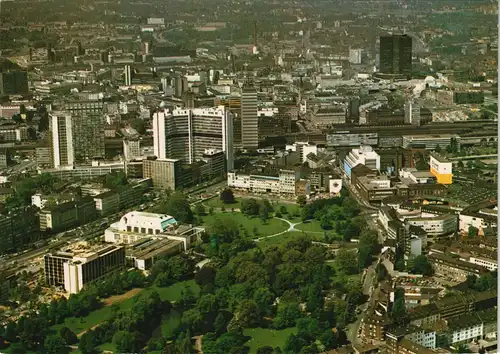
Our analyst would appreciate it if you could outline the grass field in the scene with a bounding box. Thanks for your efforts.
[256,231,310,248]
[51,280,199,335]
[244,327,297,353]
[151,308,182,340]
[294,220,325,233]
[200,212,289,238]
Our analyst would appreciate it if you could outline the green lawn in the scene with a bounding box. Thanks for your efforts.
[257,231,310,248]
[151,308,182,340]
[205,197,242,209]
[52,280,199,335]
[200,212,289,238]
[294,220,325,233]
[244,327,297,353]
[98,342,117,353]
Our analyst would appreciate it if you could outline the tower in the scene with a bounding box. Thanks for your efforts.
[379,34,412,76]
[240,82,258,149]
[124,65,132,86]
[49,112,74,168]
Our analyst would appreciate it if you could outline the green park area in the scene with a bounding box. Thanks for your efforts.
[243,327,298,353]
[200,211,290,239]
[52,280,199,336]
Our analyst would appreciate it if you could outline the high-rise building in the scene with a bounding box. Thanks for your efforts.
[72,113,105,161]
[153,106,233,169]
[241,83,258,149]
[404,100,421,126]
[349,48,363,64]
[174,75,188,97]
[49,110,105,167]
[123,138,141,161]
[49,112,74,168]
[143,158,182,190]
[124,65,132,86]
[379,34,412,75]
[0,71,29,96]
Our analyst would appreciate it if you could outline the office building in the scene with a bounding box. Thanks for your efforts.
[49,112,74,168]
[404,100,421,126]
[174,75,188,97]
[429,154,452,185]
[349,48,363,64]
[44,243,125,294]
[344,145,381,178]
[228,169,299,196]
[143,158,182,190]
[49,108,105,167]
[152,106,233,169]
[126,238,183,270]
[124,65,132,86]
[402,135,458,150]
[39,197,97,233]
[241,83,258,149]
[104,211,204,249]
[0,71,29,96]
[68,113,104,161]
[379,34,412,75]
[123,138,141,161]
[0,212,39,254]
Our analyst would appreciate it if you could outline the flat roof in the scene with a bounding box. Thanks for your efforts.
[127,238,182,260]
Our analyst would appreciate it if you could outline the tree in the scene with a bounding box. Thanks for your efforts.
[104,171,128,189]
[220,189,236,204]
[59,327,77,345]
[130,118,146,134]
[468,226,479,238]
[434,144,442,154]
[279,205,288,214]
[257,346,274,354]
[335,249,358,275]
[391,297,407,324]
[195,203,206,217]
[410,255,434,276]
[44,335,68,354]
[297,195,307,207]
[161,192,193,223]
[236,300,261,328]
[241,198,260,216]
[113,330,136,353]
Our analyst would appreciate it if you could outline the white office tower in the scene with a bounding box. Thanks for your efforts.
[49,112,74,168]
[161,77,169,92]
[349,48,363,64]
[404,100,421,126]
[241,83,258,149]
[343,145,380,178]
[153,106,233,169]
[124,65,132,86]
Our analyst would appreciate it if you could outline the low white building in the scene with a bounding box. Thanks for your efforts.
[405,214,458,236]
[458,210,497,234]
[468,256,498,271]
[343,145,380,178]
[104,211,203,250]
[227,169,299,196]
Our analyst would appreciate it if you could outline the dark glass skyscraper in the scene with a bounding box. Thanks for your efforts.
[379,34,412,76]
